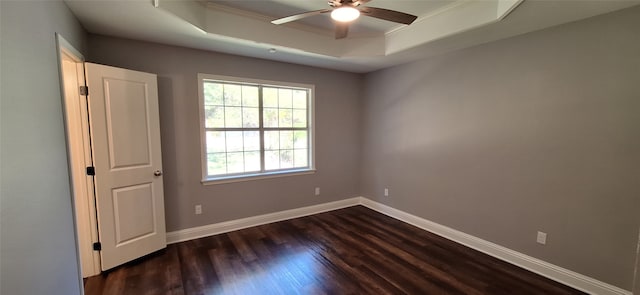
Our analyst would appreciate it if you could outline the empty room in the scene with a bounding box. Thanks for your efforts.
[1,0,639,294]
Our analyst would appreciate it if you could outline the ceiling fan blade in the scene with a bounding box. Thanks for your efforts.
[360,6,417,25]
[271,9,332,25]
[335,23,349,39]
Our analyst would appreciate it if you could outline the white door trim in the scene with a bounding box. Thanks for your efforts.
[633,228,640,295]
[56,33,101,278]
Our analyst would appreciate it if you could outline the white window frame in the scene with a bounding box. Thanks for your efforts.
[198,73,316,185]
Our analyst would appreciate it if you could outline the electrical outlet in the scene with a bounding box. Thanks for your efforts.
[537,231,547,245]
[384,188,389,197]
[195,205,202,215]
[315,187,320,196]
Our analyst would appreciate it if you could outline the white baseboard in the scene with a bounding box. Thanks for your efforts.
[166,197,361,244]
[358,197,632,295]
[165,196,631,295]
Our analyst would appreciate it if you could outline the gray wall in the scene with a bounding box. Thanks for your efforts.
[2,1,637,293]
[87,35,362,232]
[360,6,640,290]
[0,1,87,294]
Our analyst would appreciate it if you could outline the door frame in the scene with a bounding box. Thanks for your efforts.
[56,33,101,278]
[633,227,640,295]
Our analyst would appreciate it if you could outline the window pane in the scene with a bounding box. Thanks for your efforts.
[244,151,260,172]
[242,86,259,107]
[201,79,313,179]
[224,84,242,106]
[224,106,242,128]
[226,131,244,152]
[204,82,223,105]
[263,88,278,107]
[263,108,278,128]
[244,131,260,151]
[280,131,293,149]
[242,107,259,128]
[280,150,293,169]
[293,109,306,128]
[205,106,225,128]
[278,109,292,127]
[206,131,226,153]
[264,131,279,150]
[265,150,279,170]
[278,89,292,108]
[293,131,307,149]
[207,153,226,175]
[227,152,244,174]
[294,149,308,167]
[292,90,307,109]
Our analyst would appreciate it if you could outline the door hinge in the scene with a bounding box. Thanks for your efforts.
[93,242,101,251]
[86,166,95,176]
[79,86,89,96]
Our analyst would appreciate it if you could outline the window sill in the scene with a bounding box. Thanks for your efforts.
[201,169,316,185]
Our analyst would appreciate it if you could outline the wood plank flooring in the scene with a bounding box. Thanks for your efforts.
[84,206,584,295]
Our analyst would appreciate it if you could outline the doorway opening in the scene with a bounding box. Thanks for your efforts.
[56,33,101,278]
[57,35,168,281]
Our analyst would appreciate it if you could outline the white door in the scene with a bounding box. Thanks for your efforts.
[85,62,166,271]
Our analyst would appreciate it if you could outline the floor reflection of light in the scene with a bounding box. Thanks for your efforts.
[212,248,321,295]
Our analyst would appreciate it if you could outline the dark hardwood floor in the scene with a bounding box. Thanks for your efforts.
[84,206,584,295]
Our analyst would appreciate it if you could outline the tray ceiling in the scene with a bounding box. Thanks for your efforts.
[65,0,640,73]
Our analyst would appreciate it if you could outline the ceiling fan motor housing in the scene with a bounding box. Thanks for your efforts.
[329,0,366,8]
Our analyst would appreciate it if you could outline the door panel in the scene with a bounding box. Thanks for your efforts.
[104,79,151,168]
[85,62,166,271]
[112,183,155,244]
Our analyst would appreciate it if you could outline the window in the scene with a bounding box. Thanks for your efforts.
[198,74,314,183]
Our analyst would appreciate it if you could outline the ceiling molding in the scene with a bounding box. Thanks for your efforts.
[385,0,524,55]
[497,0,524,20]
[157,0,524,59]
[385,0,467,35]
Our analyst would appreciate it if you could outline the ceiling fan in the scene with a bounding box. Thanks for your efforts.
[271,0,418,39]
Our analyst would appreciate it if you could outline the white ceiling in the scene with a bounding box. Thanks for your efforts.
[65,0,640,73]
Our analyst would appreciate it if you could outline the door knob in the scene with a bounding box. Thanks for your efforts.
[154,170,163,176]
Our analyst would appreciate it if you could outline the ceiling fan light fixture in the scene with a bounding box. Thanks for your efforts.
[331,7,360,22]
